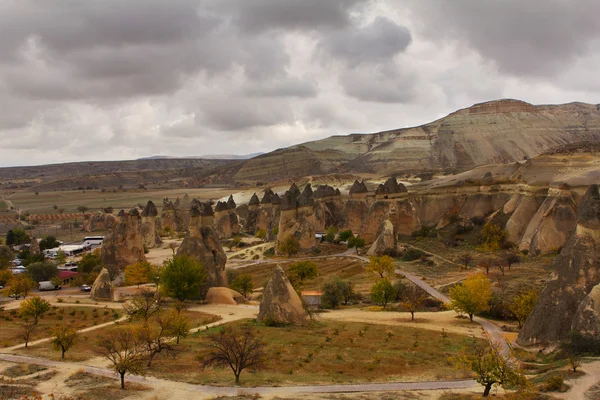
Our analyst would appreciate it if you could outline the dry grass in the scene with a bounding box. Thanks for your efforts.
[1,363,47,378]
[14,309,219,362]
[0,305,121,347]
[237,257,378,294]
[147,319,484,386]
[10,187,235,215]
[64,371,150,399]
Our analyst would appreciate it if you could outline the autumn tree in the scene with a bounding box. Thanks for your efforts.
[229,274,254,298]
[124,261,154,287]
[19,296,50,324]
[197,324,266,385]
[449,273,492,322]
[255,229,267,241]
[123,288,165,322]
[400,284,428,321]
[287,261,318,289]
[0,269,12,287]
[20,322,36,348]
[453,342,525,397]
[370,278,396,309]
[136,319,176,367]
[167,310,190,344]
[161,256,205,302]
[96,327,146,389]
[278,235,300,256]
[0,245,12,269]
[509,290,538,328]
[366,255,395,278]
[6,274,36,299]
[481,222,506,251]
[51,324,78,360]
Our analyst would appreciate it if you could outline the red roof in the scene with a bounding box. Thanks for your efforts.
[59,271,78,279]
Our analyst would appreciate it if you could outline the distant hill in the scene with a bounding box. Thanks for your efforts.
[230,99,600,182]
[3,99,600,190]
[139,153,264,160]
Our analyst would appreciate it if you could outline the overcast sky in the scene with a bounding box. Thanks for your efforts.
[1,0,599,167]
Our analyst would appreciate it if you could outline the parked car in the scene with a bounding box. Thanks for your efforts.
[80,284,92,292]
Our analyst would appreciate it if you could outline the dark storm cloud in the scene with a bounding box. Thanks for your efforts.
[1,0,600,166]
[406,0,600,77]
[207,0,368,33]
[319,17,412,66]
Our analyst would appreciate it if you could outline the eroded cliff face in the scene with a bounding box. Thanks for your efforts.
[517,185,600,345]
[214,195,240,239]
[176,200,227,288]
[277,184,317,251]
[101,209,145,270]
[141,201,161,249]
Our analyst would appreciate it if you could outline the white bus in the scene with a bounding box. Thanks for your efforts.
[83,236,104,246]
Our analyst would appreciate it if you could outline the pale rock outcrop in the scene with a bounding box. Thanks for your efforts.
[243,193,261,234]
[176,200,227,288]
[30,237,41,255]
[257,265,308,325]
[159,199,177,232]
[517,185,600,345]
[141,201,161,249]
[214,195,240,239]
[90,268,114,301]
[367,219,396,256]
[313,185,345,232]
[257,189,281,240]
[518,187,577,255]
[84,212,117,232]
[572,284,600,338]
[205,287,249,305]
[277,184,316,251]
[101,209,145,270]
[375,177,408,199]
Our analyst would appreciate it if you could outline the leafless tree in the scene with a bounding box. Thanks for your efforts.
[400,284,428,321]
[20,322,36,348]
[458,253,473,270]
[123,288,164,322]
[197,325,266,385]
[137,315,177,367]
[96,327,146,389]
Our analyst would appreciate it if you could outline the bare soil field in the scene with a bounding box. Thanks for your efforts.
[13,309,220,362]
[9,186,236,215]
[147,319,484,386]
[0,305,121,348]
[236,257,375,294]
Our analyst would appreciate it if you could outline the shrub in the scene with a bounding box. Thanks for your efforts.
[543,376,564,392]
[401,248,424,261]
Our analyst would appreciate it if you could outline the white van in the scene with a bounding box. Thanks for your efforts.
[39,281,61,291]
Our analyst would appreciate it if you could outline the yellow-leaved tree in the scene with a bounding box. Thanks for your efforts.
[449,273,491,322]
[366,256,395,278]
[509,290,539,328]
[124,261,155,288]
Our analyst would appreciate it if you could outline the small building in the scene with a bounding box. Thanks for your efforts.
[58,270,79,285]
[301,290,322,309]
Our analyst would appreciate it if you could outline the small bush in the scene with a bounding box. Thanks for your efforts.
[401,248,425,261]
[543,375,564,391]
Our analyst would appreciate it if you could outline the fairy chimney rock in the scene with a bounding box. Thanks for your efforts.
[257,266,308,325]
